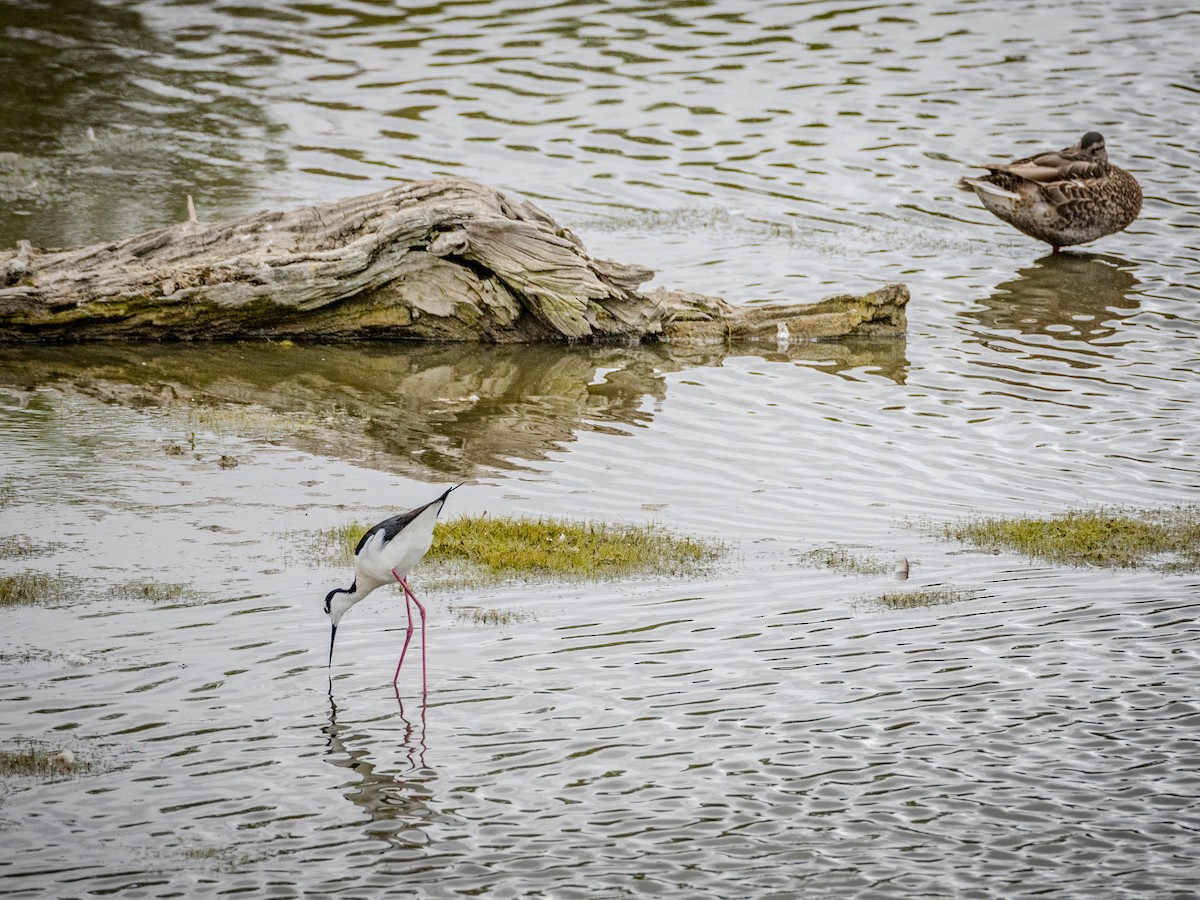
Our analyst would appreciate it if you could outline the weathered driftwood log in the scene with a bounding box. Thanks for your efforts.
[0,177,907,343]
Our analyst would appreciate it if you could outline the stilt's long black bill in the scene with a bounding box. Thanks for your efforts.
[328,624,338,668]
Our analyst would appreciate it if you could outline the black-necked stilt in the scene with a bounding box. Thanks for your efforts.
[324,484,460,692]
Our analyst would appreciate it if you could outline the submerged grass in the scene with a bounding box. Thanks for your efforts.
[941,505,1200,572]
[0,744,92,778]
[293,514,724,588]
[1,573,201,607]
[449,604,535,626]
[108,580,201,604]
[0,572,75,607]
[796,545,894,577]
[858,588,979,611]
[0,478,15,509]
[0,645,56,665]
[178,841,259,871]
[0,535,38,559]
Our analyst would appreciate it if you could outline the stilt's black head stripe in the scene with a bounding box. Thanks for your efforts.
[324,582,355,614]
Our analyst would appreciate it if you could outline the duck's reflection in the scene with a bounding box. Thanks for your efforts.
[0,337,908,477]
[964,252,1142,343]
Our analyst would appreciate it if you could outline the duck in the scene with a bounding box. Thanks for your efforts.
[958,132,1141,252]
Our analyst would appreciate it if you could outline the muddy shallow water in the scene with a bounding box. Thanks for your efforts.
[2,1,1199,897]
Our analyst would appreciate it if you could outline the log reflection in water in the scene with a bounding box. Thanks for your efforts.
[0,338,907,477]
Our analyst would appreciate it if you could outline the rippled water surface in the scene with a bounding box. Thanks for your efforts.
[2,1,1199,896]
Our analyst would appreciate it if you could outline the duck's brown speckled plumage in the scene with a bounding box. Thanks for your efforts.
[959,132,1142,251]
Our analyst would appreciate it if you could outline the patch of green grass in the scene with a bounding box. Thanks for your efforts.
[296,515,725,587]
[0,572,73,606]
[0,744,92,778]
[796,545,893,576]
[431,515,722,580]
[941,505,1200,572]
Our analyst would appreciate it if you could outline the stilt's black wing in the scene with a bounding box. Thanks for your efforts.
[353,484,461,556]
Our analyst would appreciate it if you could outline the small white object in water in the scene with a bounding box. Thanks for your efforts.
[776,322,790,350]
[894,557,910,581]
[53,749,75,768]
[65,654,91,666]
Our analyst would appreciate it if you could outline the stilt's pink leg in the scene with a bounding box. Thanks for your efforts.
[393,569,416,685]
[400,577,428,695]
